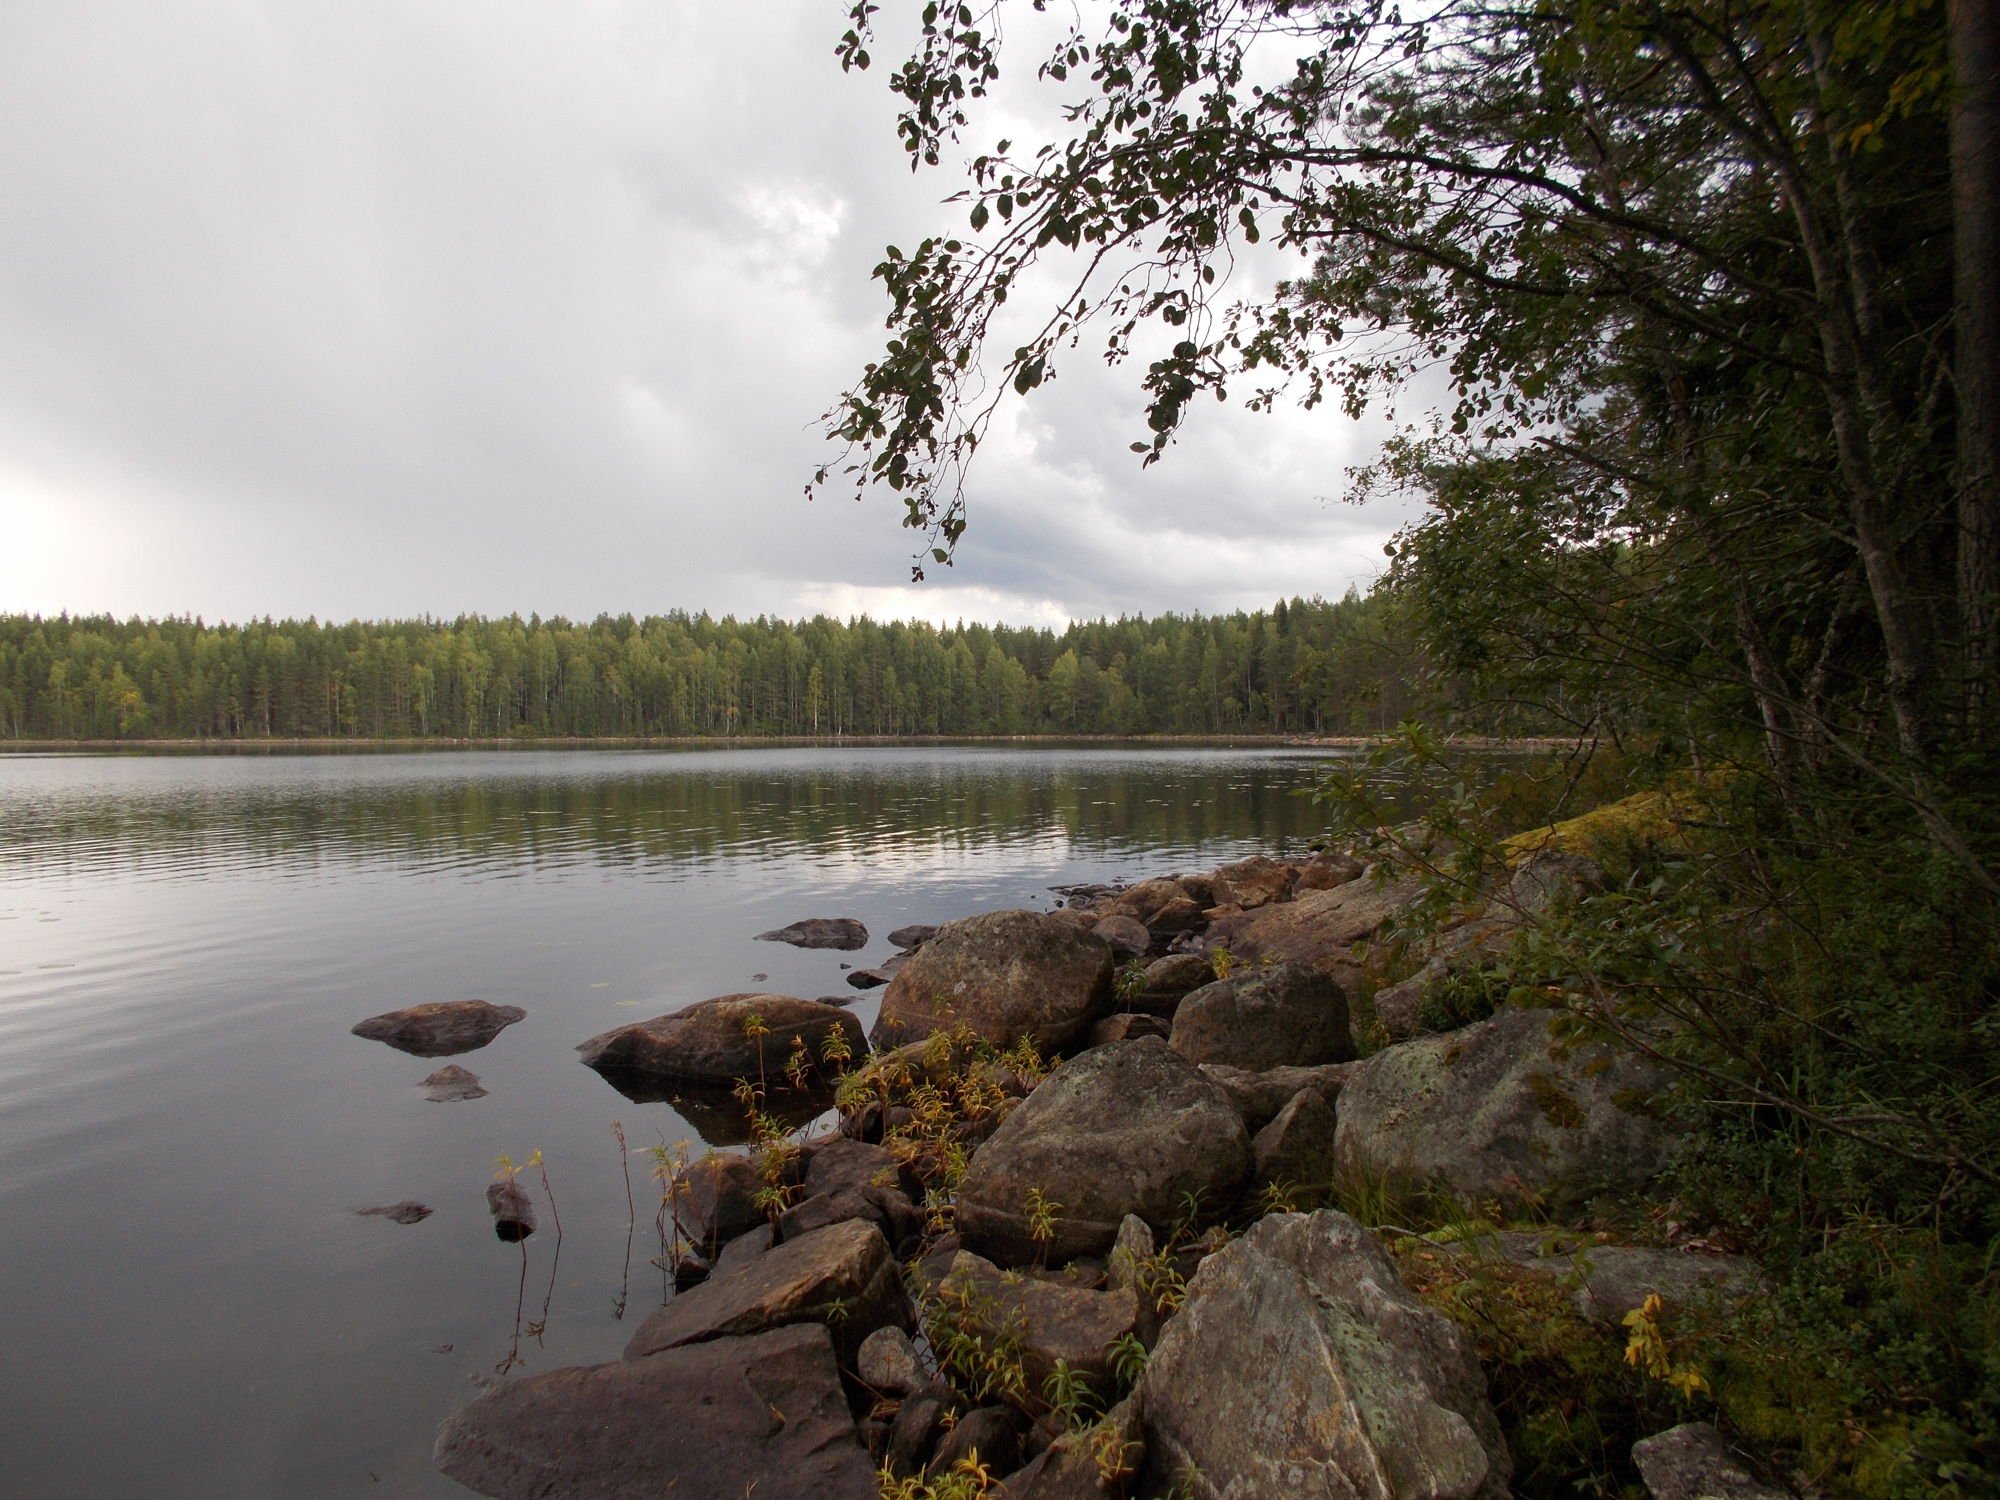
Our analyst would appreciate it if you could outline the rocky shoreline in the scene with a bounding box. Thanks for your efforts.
[429,843,1780,1500]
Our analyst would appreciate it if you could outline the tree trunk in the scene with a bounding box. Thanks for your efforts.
[1953,0,2000,739]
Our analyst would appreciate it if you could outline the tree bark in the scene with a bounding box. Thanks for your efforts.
[1953,0,2000,739]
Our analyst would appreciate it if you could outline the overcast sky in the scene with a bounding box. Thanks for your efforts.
[0,2,1424,629]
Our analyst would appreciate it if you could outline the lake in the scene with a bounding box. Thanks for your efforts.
[0,743,1350,1499]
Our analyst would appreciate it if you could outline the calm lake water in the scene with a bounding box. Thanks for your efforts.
[0,744,1349,1499]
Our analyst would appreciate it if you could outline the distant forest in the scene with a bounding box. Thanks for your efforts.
[0,593,1424,741]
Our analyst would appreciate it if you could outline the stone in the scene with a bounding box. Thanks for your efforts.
[433,1323,877,1500]
[712,1222,775,1277]
[1333,1004,1676,1210]
[1251,1084,1341,1193]
[420,1064,487,1102]
[1447,1235,1766,1327]
[846,961,903,989]
[929,1405,1024,1481]
[1092,913,1153,958]
[1170,963,1354,1071]
[857,1324,927,1396]
[955,1038,1250,1266]
[487,1180,535,1241]
[577,993,864,1091]
[754,917,869,950]
[1127,953,1216,1018]
[1106,1214,1156,1295]
[624,1217,909,1367]
[664,1152,764,1257]
[1199,1062,1357,1133]
[1087,1012,1172,1048]
[356,1201,431,1225]
[1205,874,1425,977]
[884,1382,961,1478]
[888,923,939,950]
[871,910,1114,1053]
[936,1249,1141,1399]
[1143,893,1205,936]
[1176,872,1216,906]
[1503,849,1606,920]
[350,999,525,1058]
[1139,1211,1509,1500]
[1104,878,1186,923]
[1209,855,1296,910]
[1005,1395,1144,1498]
[1631,1422,1789,1500]
[778,1184,922,1252]
[803,1137,918,1201]
[1295,851,1365,891]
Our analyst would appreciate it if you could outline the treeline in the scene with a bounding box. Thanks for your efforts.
[0,594,1424,741]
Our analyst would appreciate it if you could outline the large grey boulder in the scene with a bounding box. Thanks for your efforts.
[351,999,525,1057]
[1139,1211,1509,1500]
[1333,1005,1675,1210]
[1170,963,1354,1071]
[956,1038,1250,1266]
[1205,874,1425,980]
[1631,1422,1789,1500]
[577,993,863,1090]
[871,910,1114,1053]
[433,1323,877,1499]
[624,1217,908,1367]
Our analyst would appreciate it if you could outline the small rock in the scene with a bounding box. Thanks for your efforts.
[664,1152,765,1257]
[1294,851,1364,891]
[887,924,938,950]
[1088,1012,1172,1047]
[845,961,902,990]
[713,1223,775,1277]
[1250,1083,1341,1193]
[487,1179,536,1242]
[1092,913,1153,957]
[356,1201,432,1225]
[927,1406,1022,1481]
[1199,1062,1357,1133]
[1209,854,1296,910]
[754,917,869,951]
[420,1064,487,1102]
[578,993,864,1092]
[884,1382,960,1478]
[1107,1214,1156,1294]
[351,999,525,1058]
[1631,1422,1788,1500]
[857,1325,927,1396]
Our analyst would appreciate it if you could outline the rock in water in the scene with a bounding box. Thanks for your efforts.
[753,917,869,951]
[1140,1211,1510,1500]
[356,1201,432,1225]
[886,924,937,950]
[487,1180,536,1242]
[1333,1004,1675,1210]
[350,1000,525,1058]
[433,1323,877,1500]
[576,993,864,1090]
[955,1037,1249,1266]
[871,909,1114,1053]
[1170,962,1354,1071]
[420,1064,487,1102]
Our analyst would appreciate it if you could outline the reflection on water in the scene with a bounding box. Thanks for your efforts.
[0,744,1344,1499]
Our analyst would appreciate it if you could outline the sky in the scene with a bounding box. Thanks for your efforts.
[0,2,1427,630]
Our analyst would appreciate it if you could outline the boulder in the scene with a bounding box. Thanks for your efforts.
[845,960,903,989]
[754,917,869,950]
[1295,851,1365,891]
[351,999,525,1058]
[713,1223,775,1277]
[1333,1004,1676,1209]
[934,1249,1141,1399]
[928,1406,1023,1481]
[802,1137,918,1201]
[577,993,864,1090]
[871,910,1114,1053]
[433,1323,877,1500]
[664,1152,765,1256]
[1104,878,1186,923]
[1209,855,1296,910]
[884,1382,961,1478]
[1140,1211,1509,1500]
[420,1064,487,1102]
[1205,874,1425,978]
[1092,913,1153,958]
[1131,953,1216,1018]
[1631,1422,1788,1500]
[1170,963,1354,1072]
[956,1038,1250,1266]
[1088,1012,1172,1048]
[1199,1062,1358,1134]
[1004,1395,1144,1498]
[1251,1084,1341,1193]
[1144,893,1205,937]
[625,1217,909,1367]
[1451,1232,1765,1327]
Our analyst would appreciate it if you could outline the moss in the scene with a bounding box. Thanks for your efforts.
[1526,1071,1586,1129]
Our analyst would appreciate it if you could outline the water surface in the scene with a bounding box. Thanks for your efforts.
[0,744,1345,1499]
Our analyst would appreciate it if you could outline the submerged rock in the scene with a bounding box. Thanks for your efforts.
[420,1064,487,1102]
[486,1179,536,1242]
[434,1323,877,1500]
[356,1201,432,1225]
[350,999,525,1058]
[1140,1211,1510,1500]
[871,909,1114,1053]
[754,917,869,951]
